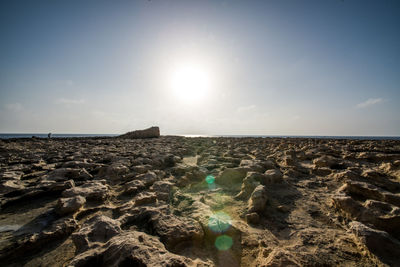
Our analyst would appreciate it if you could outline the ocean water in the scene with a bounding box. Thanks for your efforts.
[0,133,118,139]
[0,133,399,140]
[182,134,400,140]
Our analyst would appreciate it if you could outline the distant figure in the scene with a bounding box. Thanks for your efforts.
[48,132,52,138]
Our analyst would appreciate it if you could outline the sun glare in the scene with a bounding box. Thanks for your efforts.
[170,63,212,103]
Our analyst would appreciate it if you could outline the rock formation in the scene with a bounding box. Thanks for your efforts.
[119,126,160,139]
[0,136,399,266]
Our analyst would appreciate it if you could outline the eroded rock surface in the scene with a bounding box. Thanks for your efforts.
[0,136,399,266]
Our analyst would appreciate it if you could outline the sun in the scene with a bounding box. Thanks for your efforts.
[170,63,212,103]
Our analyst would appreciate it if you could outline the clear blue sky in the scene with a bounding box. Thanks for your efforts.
[1,0,399,135]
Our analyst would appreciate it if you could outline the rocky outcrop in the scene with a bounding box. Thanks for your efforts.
[119,126,160,139]
[1,136,399,266]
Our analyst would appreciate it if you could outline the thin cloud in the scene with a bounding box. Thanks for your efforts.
[57,98,85,105]
[356,98,383,109]
[237,104,256,113]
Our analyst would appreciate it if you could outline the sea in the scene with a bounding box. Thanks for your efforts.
[0,133,399,140]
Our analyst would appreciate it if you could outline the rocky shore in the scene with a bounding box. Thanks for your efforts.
[0,136,399,266]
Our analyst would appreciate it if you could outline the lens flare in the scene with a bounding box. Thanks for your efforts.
[215,235,233,251]
[205,175,215,184]
[208,211,231,233]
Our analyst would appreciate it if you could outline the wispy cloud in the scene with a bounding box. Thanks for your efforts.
[237,104,256,113]
[56,98,85,105]
[356,98,383,109]
[4,103,23,111]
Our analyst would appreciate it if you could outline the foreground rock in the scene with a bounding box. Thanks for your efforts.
[0,136,399,266]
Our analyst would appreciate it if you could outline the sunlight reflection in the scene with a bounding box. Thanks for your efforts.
[208,211,231,233]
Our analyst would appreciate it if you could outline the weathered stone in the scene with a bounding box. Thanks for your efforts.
[69,231,211,267]
[263,169,283,184]
[248,185,268,213]
[215,168,247,185]
[246,212,260,224]
[56,196,86,215]
[62,180,109,200]
[44,168,93,181]
[119,126,160,139]
[72,215,121,253]
[350,221,400,266]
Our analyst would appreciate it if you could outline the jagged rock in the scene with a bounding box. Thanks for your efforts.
[0,171,24,180]
[131,164,152,174]
[0,179,25,194]
[257,248,300,266]
[62,180,109,200]
[1,218,78,261]
[119,205,204,249]
[68,231,211,267]
[135,171,158,187]
[62,160,103,170]
[235,172,262,200]
[313,155,337,168]
[44,168,92,181]
[263,169,283,184]
[349,221,400,266]
[98,162,129,182]
[361,169,400,192]
[133,191,158,206]
[338,181,400,207]
[119,126,160,139]
[246,212,260,224]
[215,168,247,185]
[240,159,265,172]
[72,215,121,253]
[248,185,268,213]
[56,196,86,215]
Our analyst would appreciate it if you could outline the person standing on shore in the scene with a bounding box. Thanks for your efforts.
[48,132,52,138]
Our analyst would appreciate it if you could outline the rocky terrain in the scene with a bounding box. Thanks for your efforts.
[0,136,399,266]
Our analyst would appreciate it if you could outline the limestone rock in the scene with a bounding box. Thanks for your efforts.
[350,221,400,266]
[246,212,260,224]
[215,168,247,185]
[263,169,283,184]
[119,126,160,139]
[248,185,268,213]
[56,196,86,215]
[62,180,109,200]
[72,215,121,253]
[68,231,211,267]
[44,168,93,181]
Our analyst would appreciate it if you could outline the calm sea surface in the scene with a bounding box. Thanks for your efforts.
[0,133,118,139]
[1,133,399,140]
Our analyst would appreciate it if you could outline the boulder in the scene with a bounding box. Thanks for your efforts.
[62,180,109,200]
[119,126,160,139]
[248,185,268,213]
[44,168,92,181]
[215,168,247,186]
[56,196,86,215]
[349,221,400,266]
[313,155,337,168]
[72,215,121,253]
[235,172,262,200]
[119,205,204,249]
[135,171,158,187]
[69,231,210,267]
[263,169,283,184]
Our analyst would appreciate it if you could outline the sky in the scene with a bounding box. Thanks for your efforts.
[0,0,399,136]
